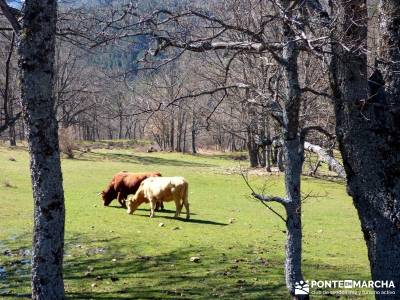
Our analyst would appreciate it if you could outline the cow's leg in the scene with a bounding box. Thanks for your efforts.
[183,200,190,220]
[174,199,182,218]
[117,192,127,208]
[155,201,163,211]
[155,201,164,211]
[183,184,190,220]
[149,200,155,218]
[127,199,133,214]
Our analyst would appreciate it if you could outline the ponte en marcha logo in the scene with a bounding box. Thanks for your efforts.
[294,280,396,296]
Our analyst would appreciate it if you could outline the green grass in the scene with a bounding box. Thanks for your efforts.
[0,146,372,299]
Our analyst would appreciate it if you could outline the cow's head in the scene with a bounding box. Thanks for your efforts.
[127,186,146,214]
[99,185,117,206]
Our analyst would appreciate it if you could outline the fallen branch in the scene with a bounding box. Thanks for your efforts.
[304,141,346,179]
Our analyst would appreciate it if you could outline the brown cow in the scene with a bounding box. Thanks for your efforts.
[100,171,161,208]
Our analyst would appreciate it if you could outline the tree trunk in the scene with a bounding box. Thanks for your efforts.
[176,111,183,152]
[92,111,98,141]
[259,146,266,168]
[279,1,307,297]
[246,93,259,167]
[9,127,16,146]
[331,0,400,296]
[259,110,267,167]
[3,32,16,145]
[18,0,65,298]
[118,113,123,140]
[230,133,236,152]
[272,145,278,165]
[277,147,284,172]
[183,116,187,153]
[9,99,16,146]
[19,118,25,141]
[247,126,259,167]
[170,118,174,151]
[266,144,272,172]
[283,139,306,299]
[108,125,113,140]
[191,115,197,154]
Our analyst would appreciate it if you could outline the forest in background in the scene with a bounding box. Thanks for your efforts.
[1,0,344,167]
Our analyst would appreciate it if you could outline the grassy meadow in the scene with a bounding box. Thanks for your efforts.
[0,145,372,299]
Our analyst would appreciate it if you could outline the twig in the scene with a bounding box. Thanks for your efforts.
[241,172,287,223]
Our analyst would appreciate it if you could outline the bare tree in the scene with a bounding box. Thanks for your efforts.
[1,0,66,298]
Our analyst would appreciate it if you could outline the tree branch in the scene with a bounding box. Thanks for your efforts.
[301,87,334,101]
[0,0,21,33]
[301,125,334,140]
[241,172,288,223]
[0,111,21,134]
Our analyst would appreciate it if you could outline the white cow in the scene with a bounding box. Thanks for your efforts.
[127,176,190,219]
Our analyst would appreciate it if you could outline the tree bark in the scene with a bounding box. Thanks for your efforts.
[283,139,305,299]
[331,0,400,296]
[18,0,65,298]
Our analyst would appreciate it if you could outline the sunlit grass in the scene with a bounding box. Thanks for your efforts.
[0,145,372,299]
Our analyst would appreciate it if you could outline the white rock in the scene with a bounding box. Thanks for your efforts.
[190,256,200,263]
